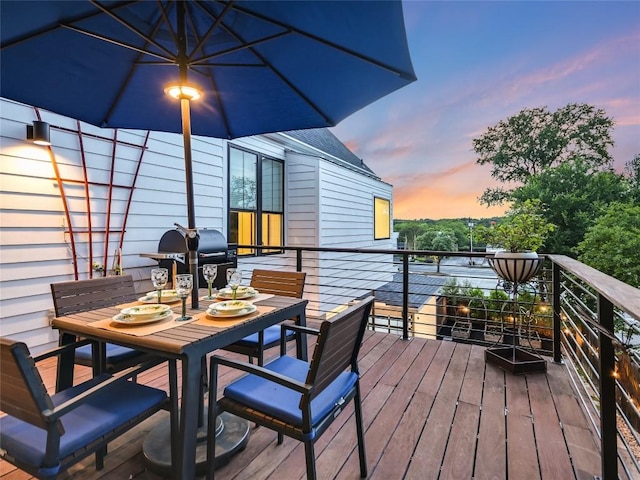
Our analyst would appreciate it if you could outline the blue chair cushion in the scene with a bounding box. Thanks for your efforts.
[224,356,357,431]
[0,373,167,476]
[75,343,141,364]
[233,325,294,347]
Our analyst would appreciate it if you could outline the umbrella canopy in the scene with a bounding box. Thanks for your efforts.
[0,0,416,139]
[1,0,416,306]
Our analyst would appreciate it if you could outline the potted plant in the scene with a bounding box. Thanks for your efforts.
[476,199,555,283]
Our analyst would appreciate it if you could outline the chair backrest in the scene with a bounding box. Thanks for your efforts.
[306,297,374,400]
[0,338,59,432]
[51,274,139,316]
[249,269,306,298]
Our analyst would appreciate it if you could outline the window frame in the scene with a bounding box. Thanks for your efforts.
[228,144,284,256]
[374,196,391,240]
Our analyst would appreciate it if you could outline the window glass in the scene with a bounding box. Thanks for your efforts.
[230,211,256,255]
[229,148,257,209]
[262,213,283,253]
[262,158,283,212]
[374,197,391,240]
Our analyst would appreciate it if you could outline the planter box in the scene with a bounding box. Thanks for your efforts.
[485,346,547,374]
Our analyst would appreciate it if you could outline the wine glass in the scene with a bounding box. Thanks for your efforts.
[228,270,243,300]
[151,268,168,304]
[175,274,193,321]
[202,264,218,300]
[225,268,236,286]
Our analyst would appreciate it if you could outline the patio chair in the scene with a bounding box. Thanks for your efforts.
[50,275,157,382]
[221,269,306,366]
[207,296,374,480]
[0,337,177,479]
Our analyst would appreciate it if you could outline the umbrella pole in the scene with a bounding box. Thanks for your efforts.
[181,97,199,309]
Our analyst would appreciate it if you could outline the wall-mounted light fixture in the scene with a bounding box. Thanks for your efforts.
[26,120,51,146]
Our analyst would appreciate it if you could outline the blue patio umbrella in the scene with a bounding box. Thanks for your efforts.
[0,0,416,306]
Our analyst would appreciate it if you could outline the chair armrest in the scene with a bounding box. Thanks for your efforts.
[280,323,319,357]
[281,323,320,337]
[32,338,93,362]
[47,358,170,420]
[211,355,309,394]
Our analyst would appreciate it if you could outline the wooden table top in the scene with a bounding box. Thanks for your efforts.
[51,293,308,358]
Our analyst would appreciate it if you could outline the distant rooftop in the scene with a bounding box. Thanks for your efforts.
[373,272,447,309]
[283,128,376,176]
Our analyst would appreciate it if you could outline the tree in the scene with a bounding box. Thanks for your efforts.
[430,231,458,273]
[510,158,627,255]
[394,221,429,249]
[431,231,458,252]
[577,202,640,287]
[473,103,614,206]
[624,154,640,204]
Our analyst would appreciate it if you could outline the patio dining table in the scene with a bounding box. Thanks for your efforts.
[52,290,308,480]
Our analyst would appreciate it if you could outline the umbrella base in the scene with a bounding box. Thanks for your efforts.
[143,411,250,477]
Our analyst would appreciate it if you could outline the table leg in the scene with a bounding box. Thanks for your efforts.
[143,355,250,478]
[56,332,76,392]
[296,310,308,361]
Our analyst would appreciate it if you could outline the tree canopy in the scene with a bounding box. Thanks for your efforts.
[510,158,628,255]
[473,103,614,206]
[577,202,640,288]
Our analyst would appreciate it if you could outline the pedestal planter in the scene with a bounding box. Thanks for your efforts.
[486,251,547,375]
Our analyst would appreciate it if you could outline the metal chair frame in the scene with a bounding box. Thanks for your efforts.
[222,269,306,365]
[207,297,373,480]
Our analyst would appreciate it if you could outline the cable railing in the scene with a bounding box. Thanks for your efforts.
[234,245,640,478]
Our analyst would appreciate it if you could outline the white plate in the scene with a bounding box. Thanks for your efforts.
[139,290,181,304]
[216,287,257,300]
[214,300,252,313]
[111,310,174,325]
[121,304,171,319]
[206,304,257,318]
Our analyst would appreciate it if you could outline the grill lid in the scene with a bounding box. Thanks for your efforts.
[158,228,228,255]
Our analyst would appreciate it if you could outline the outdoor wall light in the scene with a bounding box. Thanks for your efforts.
[26,120,51,146]
[164,82,202,101]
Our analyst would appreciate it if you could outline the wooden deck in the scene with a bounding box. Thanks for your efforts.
[1,330,605,480]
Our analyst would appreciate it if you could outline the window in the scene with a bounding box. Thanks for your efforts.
[229,145,283,255]
[374,197,390,240]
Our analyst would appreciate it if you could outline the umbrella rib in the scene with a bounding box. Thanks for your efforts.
[62,24,175,63]
[228,3,417,81]
[99,3,171,127]
[186,0,235,60]
[183,5,234,138]
[155,0,179,54]
[190,31,291,66]
[0,0,138,50]
[215,17,335,125]
[89,0,177,60]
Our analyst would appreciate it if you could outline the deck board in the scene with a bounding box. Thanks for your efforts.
[0,332,606,480]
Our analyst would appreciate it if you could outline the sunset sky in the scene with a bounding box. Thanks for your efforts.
[330,0,640,220]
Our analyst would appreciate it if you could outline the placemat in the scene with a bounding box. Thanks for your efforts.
[89,312,196,336]
[193,305,275,328]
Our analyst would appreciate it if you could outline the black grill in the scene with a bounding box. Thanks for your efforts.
[143,229,237,289]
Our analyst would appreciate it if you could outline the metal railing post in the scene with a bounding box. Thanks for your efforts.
[552,262,562,364]
[296,248,302,272]
[402,252,409,340]
[598,293,617,480]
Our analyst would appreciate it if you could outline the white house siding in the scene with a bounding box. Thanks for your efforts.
[0,99,226,352]
[251,152,397,318]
